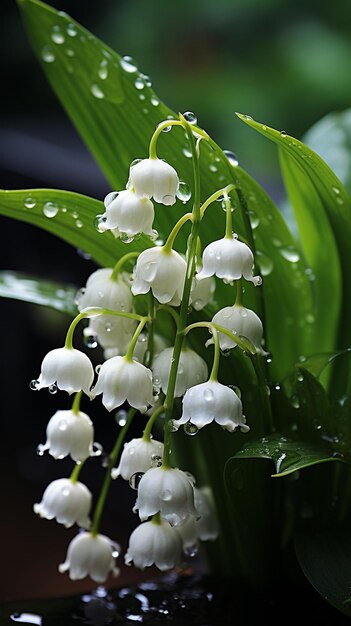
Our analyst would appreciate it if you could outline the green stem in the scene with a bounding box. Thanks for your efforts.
[200,184,235,219]
[111,252,139,280]
[209,328,220,382]
[235,280,243,306]
[224,191,233,239]
[184,321,256,355]
[125,317,150,362]
[143,404,165,441]
[91,407,136,536]
[157,304,180,329]
[144,292,156,369]
[162,119,202,469]
[149,120,184,159]
[65,308,143,349]
[163,213,193,253]
[71,391,82,416]
[152,511,162,525]
[70,461,84,483]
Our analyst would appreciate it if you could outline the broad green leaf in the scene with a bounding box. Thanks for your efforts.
[0,270,77,315]
[295,529,351,618]
[237,114,351,391]
[299,350,351,380]
[15,0,318,379]
[303,109,351,195]
[0,188,152,268]
[227,433,346,478]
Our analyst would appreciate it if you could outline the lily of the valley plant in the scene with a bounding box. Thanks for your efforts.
[4,0,351,615]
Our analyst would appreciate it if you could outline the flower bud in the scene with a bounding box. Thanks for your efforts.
[128,157,179,206]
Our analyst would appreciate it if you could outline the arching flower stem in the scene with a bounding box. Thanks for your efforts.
[235,279,243,306]
[163,213,193,253]
[209,328,220,383]
[224,191,233,239]
[71,391,82,416]
[125,317,150,362]
[184,321,256,355]
[91,407,137,537]
[148,117,209,160]
[64,308,144,350]
[200,184,235,219]
[142,404,165,442]
[70,460,84,484]
[111,251,140,280]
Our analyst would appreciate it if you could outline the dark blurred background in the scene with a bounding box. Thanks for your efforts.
[1,0,351,604]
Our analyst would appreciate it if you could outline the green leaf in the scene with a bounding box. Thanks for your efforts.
[227,434,345,478]
[303,109,351,195]
[237,114,351,390]
[0,188,152,268]
[295,529,351,618]
[0,270,77,315]
[15,0,318,379]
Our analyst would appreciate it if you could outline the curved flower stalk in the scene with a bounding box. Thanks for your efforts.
[39,408,94,462]
[34,478,92,529]
[59,532,120,582]
[127,157,179,206]
[134,466,198,526]
[125,517,183,571]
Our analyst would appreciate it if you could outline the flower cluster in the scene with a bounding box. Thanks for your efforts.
[31,113,267,583]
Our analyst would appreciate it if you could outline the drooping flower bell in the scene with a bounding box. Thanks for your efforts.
[92,356,154,413]
[59,532,120,582]
[125,519,182,571]
[175,380,249,432]
[206,304,267,355]
[100,189,156,239]
[175,486,219,550]
[112,437,164,481]
[77,268,137,353]
[134,466,198,526]
[33,478,92,529]
[127,157,179,206]
[197,236,261,285]
[38,408,94,462]
[34,347,94,395]
[131,246,187,306]
[152,346,208,397]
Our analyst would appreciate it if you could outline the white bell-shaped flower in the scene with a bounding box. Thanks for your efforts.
[189,274,216,311]
[34,478,92,529]
[78,268,137,352]
[152,347,208,397]
[100,189,155,239]
[206,304,267,355]
[175,380,249,433]
[197,236,261,285]
[175,486,219,550]
[39,409,94,462]
[125,519,182,571]
[134,466,198,526]
[131,247,186,305]
[128,157,179,206]
[92,356,154,413]
[112,437,164,481]
[35,347,94,395]
[59,532,120,583]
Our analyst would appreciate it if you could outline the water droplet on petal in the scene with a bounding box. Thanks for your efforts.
[48,383,58,395]
[183,111,197,124]
[41,46,55,63]
[120,56,138,73]
[223,150,239,166]
[167,419,179,433]
[36,444,45,457]
[30,379,39,391]
[94,214,107,232]
[43,202,59,218]
[161,489,172,501]
[129,472,144,490]
[184,422,199,436]
[204,388,214,402]
[115,409,127,427]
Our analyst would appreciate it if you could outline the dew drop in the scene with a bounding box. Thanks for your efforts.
[332,186,340,195]
[41,45,55,63]
[51,25,65,45]
[67,23,78,37]
[91,84,104,99]
[29,379,39,391]
[183,111,197,124]
[280,130,287,138]
[184,544,198,558]
[223,150,239,166]
[209,163,218,173]
[204,388,214,402]
[167,419,179,432]
[98,60,108,80]
[74,287,86,306]
[182,146,192,158]
[129,472,144,490]
[92,442,104,457]
[48,383,58,395]
[24,196,36,209]
[118,55,137,73]
[36,444,45,457]
[66,48,75,58]
[176,181,192,203]
[141,73,152,87]
[134,77,145,90]
[139,93,146,101]
[280,247,300,263]
[184,422,199,436]
[151,96,159,107]
[115,409,127,427]
[43,202,59,218]
[84,334,98,349]
[248,210,260,229]
[241,114,253,121]
[256,251,274,276]
[160,123,171,132]
[151,454,162,468]
[161,489,172,501]
[290,395,300,409]
[94,214,107,232]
